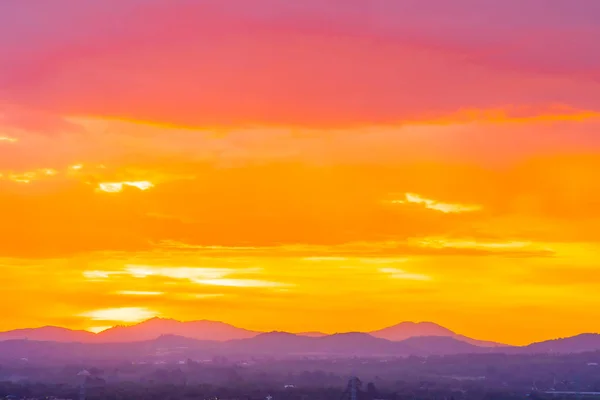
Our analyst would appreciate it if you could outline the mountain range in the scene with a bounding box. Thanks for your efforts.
[0,318,500,345]
[1,319,600,358]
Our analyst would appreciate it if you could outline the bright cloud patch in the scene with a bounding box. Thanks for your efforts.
[0,168,58,184]
[0,136,17,143]
[83,265,286,288]
[125,265,243,280]
[81,307,158,323]
[97,181,154,193]
[87,326,112,334]
[125,265,284,288]
[393,193,482,214]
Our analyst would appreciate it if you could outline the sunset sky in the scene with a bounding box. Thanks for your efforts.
[1,0,600,345]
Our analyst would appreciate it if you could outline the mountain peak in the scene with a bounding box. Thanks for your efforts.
[137,317,178,325]
[394,321,451,328]
[369,321,455,341]
[369,321,505,348]
[94,318,258,342]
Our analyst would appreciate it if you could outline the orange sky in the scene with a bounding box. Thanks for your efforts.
[1,0,600,346]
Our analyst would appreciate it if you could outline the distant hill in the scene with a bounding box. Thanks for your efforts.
[3,319,495,344]
[0,326,95,343]
[522,334,600,354]
[0,318,258,344]
[297,331,328,337]
[400,336,488,355]
[7,319,600,362]
[370,322,505,348]
[0,332,489,362]
[95,318,257,342]
[225,332,413,356]
[7,319,600,355]
[370,321,454,340]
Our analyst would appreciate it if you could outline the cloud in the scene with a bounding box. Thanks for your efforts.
[192,278,289,288]
[123,265,249,280]
[379,267,431,281]
[0,167,58,184]
[116,290,164,296]
[97,181,154,193]
[3,154,600,259]
[392,193,482,213]
[84,265,287,289]
[417,238,534,250]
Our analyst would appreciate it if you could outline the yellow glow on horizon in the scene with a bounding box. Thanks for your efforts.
[81,307,159,323]
[87,326,112,334]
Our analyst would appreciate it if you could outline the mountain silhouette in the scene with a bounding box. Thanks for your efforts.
[3,330,600,360]
[0,333,486,361]
[96,317,258,342]
[225,332,416,356]
[0,326,95,343]
[297,331,328,337]
[369,321,505,347]
[522,334,600,354]
[3,319,597,353]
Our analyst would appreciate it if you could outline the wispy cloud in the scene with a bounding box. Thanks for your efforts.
[192,278,289,288]
[116,290,164,296]
[124,265,244,280]
[417,238,534,250]
[392,193,482,214]
[83,265,286,289]
[0,168,58,184]
[83,270,122,280]
[380,268,432,281]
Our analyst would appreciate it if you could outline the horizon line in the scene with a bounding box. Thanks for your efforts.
[1,317,596,347]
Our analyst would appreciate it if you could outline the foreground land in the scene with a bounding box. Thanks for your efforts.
[3,351,600,400]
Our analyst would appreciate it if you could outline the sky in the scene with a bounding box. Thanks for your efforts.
[1,0,600,346]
